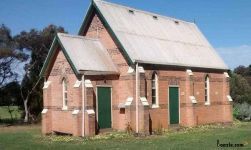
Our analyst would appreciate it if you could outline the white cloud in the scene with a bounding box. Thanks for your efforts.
[216,45,251,69]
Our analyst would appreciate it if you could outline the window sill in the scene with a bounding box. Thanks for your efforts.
[152,104,159,108]
[62,106,68,111]
[204,102,210,106]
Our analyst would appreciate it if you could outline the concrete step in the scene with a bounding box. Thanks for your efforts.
[169,124,182,131]
[98,128,114,134]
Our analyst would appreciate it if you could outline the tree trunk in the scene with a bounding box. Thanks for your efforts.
[20,76,41,123]
[7,105,13,121]
[23,99,28,123]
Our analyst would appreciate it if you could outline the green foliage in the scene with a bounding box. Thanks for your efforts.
[14,25,66,120]
[230,73,251,104]
[0,106,22,124]
[233,102,251,120]
[233,106,239,119]
[234,65,251,77]
[0,81,22,106]
[90,132,131,140]
[0,24,28,87]
[231,65,251,120]
[234,65,251,86]
[0,106,22,120]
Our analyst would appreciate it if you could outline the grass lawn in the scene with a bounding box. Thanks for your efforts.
[0,106,22,120]
[0,121,250,150]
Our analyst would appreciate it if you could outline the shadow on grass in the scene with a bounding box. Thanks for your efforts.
[0,118,41,127]
[0,118,24,126]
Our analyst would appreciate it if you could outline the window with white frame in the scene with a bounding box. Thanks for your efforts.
[152,72,159,107]
[62,79,68,109]
[205,75,210,104]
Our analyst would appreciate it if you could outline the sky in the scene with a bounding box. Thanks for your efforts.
[0,0,251,69]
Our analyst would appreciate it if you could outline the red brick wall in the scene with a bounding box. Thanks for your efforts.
[191,72,232,125]
[42,11,232,135]
[83,13,135,131]
[144,69,232,130]
[42,15,136,133]
[43,49,82,135]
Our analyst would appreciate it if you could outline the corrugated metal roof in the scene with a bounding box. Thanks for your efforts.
[57,33,118,73]
[93,0,228,70]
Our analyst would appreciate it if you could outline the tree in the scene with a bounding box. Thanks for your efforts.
[0,81,22,121]
[15,25,66,122]
[0,24,27,122]
[0,24,28,89]
[234,65,251,86]
[234,65,248,76]
[234,65,251,76]
[230,73,251,104]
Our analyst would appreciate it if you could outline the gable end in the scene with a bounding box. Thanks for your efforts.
[78,1,133,66]
[39,35,80,79]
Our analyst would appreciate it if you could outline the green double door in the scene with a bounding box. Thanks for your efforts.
[169,87,179,124]
[97,87,111,129]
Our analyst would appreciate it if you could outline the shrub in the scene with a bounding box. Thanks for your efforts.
[230,73,251,104]
[234,102,251,120]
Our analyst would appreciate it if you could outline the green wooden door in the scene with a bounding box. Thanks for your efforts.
[97,87,111,129]
[169,87,179,124]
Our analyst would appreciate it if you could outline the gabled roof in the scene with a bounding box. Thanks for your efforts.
[79,0,228,70]
[39,33,118,77]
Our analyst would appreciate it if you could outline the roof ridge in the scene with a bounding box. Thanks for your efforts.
[94,0,195,25]
[57,33,99,41]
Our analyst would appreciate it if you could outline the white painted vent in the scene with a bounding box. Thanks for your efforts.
[41,109,48,114]
[74,80,81,88]
[224,72,230,78]
[186,69,193,76]
[140,97,149,106]
[85,80,93,87]
[127,66,134,74]
[43,81,51,89]
[125,97,133,106]
[189,96,197,104]
[227,95,233,102]
[86,109,95,115]
[72,109,80,115]
[138,66,145,73]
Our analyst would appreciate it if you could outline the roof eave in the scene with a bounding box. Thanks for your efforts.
[79,70,119,75]
[39,37,57,78]
[135,60,229,71]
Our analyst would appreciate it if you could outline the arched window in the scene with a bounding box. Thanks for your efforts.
[62,78,68,109]
[152,72,159,107]
[205,75,210,104]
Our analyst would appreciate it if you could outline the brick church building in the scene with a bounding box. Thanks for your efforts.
[40,0,233,136]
